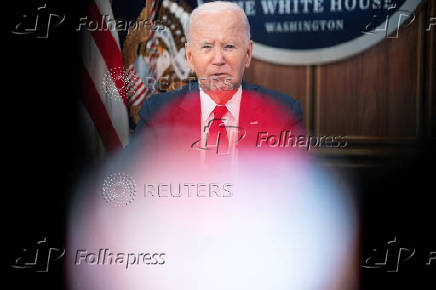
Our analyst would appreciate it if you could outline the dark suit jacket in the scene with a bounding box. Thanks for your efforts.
[132,81,304,159]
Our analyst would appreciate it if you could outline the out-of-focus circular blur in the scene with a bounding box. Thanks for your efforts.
[67,150,358,290]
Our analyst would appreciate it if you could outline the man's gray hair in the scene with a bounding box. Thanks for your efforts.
[185,1,251,45]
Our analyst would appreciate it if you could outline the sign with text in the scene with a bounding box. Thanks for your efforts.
[205,0,421,64]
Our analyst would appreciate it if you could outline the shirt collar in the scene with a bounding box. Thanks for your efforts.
[199,86,242,121]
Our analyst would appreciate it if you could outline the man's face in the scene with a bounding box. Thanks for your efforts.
[185,10,253,92]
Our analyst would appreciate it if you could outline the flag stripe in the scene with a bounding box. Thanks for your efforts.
[130,85,146,104]
[82,29,129,147]
[132,87,150,106]
[80,0,129,159]
[94,0,121,47]
[81,66,123,153]
[88,2,128,107]
[125,64,148,106]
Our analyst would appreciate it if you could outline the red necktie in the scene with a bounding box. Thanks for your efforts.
[208,105,229,154]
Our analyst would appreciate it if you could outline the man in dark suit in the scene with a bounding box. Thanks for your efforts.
[134,1,304,163]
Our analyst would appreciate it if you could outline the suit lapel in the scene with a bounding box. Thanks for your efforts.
[239,82,264,131]
[171,83,201,144]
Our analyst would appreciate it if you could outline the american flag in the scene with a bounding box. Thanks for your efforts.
[80,0,129,159]
[122,0,160,108]
[125,64,151,107]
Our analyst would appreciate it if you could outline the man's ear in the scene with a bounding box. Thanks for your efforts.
[185,43,195,71]
[245,40,253,68]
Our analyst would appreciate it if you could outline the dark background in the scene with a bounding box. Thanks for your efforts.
[5,0,435,289]
[5,1,84,289]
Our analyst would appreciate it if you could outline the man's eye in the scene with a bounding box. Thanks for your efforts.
[224,44,235,49]
[202,45,212,49]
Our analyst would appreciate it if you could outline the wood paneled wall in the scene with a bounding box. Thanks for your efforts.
[244,1,435,164]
